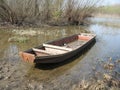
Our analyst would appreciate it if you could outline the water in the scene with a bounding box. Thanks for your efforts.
[0,17,120,90]
[91,17,120,24]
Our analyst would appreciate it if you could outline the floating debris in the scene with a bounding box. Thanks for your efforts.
[89,80,108,90]
[103,73,112,81]
[79,80,90,89]
[72,58,120,90]
[104,63,115,70]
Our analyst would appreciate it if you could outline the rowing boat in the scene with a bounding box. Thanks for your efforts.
[20,33,96,63]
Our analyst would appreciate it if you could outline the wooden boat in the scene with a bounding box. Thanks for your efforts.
[20,33,96,63]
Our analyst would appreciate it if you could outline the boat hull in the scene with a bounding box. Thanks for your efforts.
[34,37,95,63]
[20,33,96,64]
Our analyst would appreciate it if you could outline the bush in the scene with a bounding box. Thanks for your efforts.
[0,0,99,26]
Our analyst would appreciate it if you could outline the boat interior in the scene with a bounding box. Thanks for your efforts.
[32,34,94,56]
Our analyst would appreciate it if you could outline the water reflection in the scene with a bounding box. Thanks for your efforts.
[89,24,120,59]
[4,44,19,61]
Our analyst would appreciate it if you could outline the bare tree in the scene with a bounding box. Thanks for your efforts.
[0,0,100,26]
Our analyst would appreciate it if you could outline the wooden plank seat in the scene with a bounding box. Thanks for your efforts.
[32,48,52,55]
[32,45,72,55]
[32,44,72,56]
[43,43,72,55]
[43,43,72,51]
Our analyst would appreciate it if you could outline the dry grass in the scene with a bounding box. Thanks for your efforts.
[97,4,120,16]
[12,29,37,36]
[72,58,120,90]
[97,22,120,28]
[8,36,29,42]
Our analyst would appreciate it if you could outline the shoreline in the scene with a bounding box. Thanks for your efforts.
[93,13,120,19]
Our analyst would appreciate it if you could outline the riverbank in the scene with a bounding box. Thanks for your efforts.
[94,4,120,19]
[91,14,120,28]
[93,13,120,19]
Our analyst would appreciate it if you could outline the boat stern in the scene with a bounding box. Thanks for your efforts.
[78,33,96,41]
[19,52,35,63]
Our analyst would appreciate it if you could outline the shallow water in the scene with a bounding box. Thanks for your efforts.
[0,17,120,90]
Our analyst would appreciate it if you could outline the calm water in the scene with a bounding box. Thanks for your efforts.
[0,17,120,89]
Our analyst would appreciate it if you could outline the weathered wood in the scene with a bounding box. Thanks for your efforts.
[32,48,52,55]
[45,47,68,55]
[33,47,69,55]
[19,52,35,63]
[43,43,72,51]
[19,33,96,63]
[64,40,87,49]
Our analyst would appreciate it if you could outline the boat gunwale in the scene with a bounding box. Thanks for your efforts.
[35,35,95,59]
[20,33,96,63]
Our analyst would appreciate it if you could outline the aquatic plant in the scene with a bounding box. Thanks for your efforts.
[12,29,37,36]
[72,58,120,90]
[8,36,29,43]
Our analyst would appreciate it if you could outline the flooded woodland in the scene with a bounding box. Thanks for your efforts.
[0,0,120,90]
[0,17,120,90]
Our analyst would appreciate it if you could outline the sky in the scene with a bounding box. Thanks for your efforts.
[101,0,120,5]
